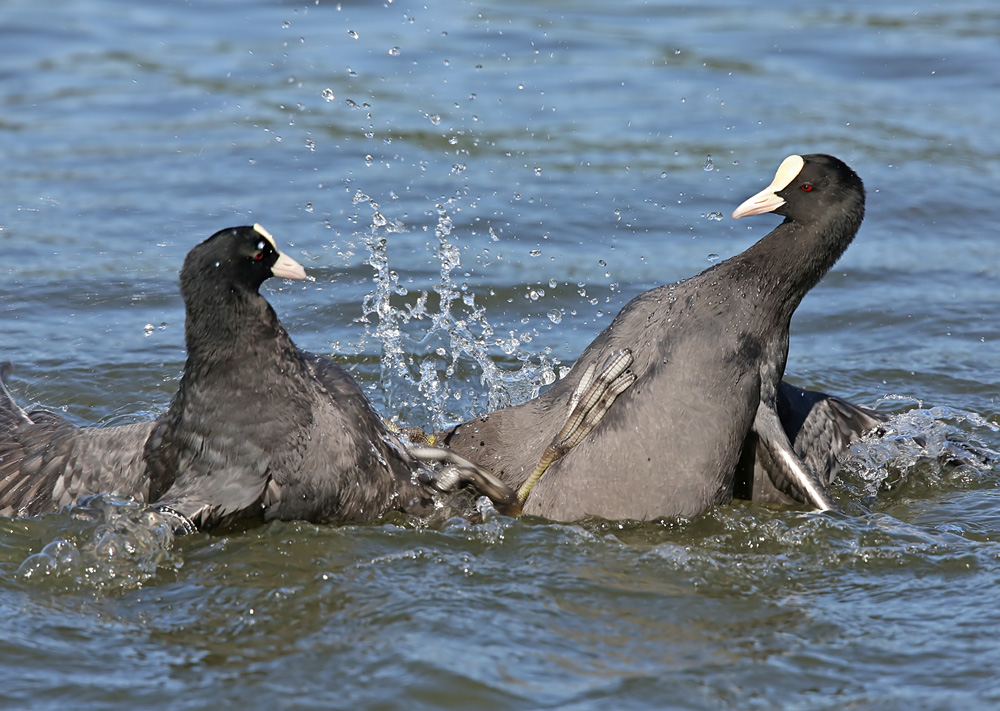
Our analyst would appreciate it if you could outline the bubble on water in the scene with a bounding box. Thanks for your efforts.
[321,88,335,102]
[16,539,80,581]
[703,155,714,171]
[17,495,178,592]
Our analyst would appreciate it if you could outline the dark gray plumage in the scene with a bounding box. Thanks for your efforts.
[0,225,439,530]
[440,154,870,520]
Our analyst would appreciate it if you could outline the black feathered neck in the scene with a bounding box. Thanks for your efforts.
[179,226,297,363]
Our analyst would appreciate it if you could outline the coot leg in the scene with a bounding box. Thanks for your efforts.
[517,349,636,506]
[409,446,522,515]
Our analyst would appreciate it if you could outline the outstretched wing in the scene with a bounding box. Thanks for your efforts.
[741,382,887,505]
[0,364,154,516]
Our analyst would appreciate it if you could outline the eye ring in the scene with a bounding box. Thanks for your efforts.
[800,183,814,192]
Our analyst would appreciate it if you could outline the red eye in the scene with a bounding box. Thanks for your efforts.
[800,183,814,192]
[253,251,265,261]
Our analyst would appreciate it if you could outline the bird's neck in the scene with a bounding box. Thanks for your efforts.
[182,284,298,367]
[735,210,862,326]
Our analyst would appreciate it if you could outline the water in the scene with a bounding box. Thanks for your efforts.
[2,0,1000,708]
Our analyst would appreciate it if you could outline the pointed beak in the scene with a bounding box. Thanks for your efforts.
[731,154,805,219]
[271,251,307,280]
[731,189,786,219]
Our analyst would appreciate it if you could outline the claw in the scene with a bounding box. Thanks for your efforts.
[409,446,522,516]
[517,348,636,506]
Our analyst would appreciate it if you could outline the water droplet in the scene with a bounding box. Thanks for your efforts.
[388,46,400,56]
[321,88,335,102]
[547,309,562,324]
[548,279,557,289]
[348,29,359,39]
[703,155,714,171]
[598,259,607,267]
[534,166,542,176]
[529,249,541,257]
[143,323,155,336]
[707,253,720,263]
[705,211,723,221]
[305,202,314,213]
[305,138,315,151]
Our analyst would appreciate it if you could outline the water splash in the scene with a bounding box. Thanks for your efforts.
[353,196,559,431]
[16,494,179,593]
[843,399,999,501]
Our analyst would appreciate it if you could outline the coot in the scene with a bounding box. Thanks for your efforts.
[0,225,515,531]
[439,154,870,520]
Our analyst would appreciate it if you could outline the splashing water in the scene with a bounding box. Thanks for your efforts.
[16,494,178,593]
[352,194,559,432]
[842,398,1000,503]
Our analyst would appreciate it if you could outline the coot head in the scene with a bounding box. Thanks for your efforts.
[732,154,865,224]
[181,224,307,298]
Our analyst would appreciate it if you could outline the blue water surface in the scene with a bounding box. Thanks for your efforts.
[1,1,999,709]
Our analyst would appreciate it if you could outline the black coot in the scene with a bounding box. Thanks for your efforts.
[439,154,871,520]
[0,225,512,531]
